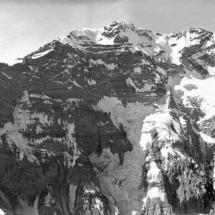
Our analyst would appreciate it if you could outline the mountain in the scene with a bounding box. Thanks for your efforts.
[0,21,215,215]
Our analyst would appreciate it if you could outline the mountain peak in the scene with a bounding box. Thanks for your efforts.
[108,20,137,30]
[1,20,215,215]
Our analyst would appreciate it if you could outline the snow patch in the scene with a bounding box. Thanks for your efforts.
[58,27,116,47]
[175,76,215,122]
[0,209,5,215]
[95,31,116,45]
[207,66,215,75]
[131,211,140,215]
[161,146,175,159]
[2,72,12,79]
[87,79,96,85]
[94,198,104,213]
[67,123,80,167]
[58,36,82,49]
[31,112,53,126]
[72,80,81,88]
[89,59,116,70]
[140,112,180,151]
[31,49,53,59]
[93,96,122,127]
[134,67,141,74]
[143,187,165,207]
[147,161,161,183]
[168,37,185,65]
[66,98,81,103]
[200,133,215,144]
[30,93,52,100]
[44,192,53,207]
[0,122,37,162]
[126,77,151,92]
[168,30,202,65]
[68,80,82,89]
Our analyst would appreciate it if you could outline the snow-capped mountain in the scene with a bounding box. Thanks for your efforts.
[0,21,215,215]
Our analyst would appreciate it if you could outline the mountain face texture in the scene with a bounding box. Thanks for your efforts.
[1,21,215,215]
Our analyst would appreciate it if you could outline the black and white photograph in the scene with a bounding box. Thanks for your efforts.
[0,0,215,214]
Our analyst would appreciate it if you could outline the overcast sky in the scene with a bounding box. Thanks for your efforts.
[1,0,215,64]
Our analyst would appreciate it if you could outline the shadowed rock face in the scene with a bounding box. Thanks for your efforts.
[1,21,215,215]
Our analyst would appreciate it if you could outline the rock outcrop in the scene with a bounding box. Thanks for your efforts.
[0,21,215,215]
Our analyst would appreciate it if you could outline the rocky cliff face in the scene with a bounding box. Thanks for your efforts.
[0,21,215,215]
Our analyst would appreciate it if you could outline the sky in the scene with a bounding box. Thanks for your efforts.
[1,0,215,64]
